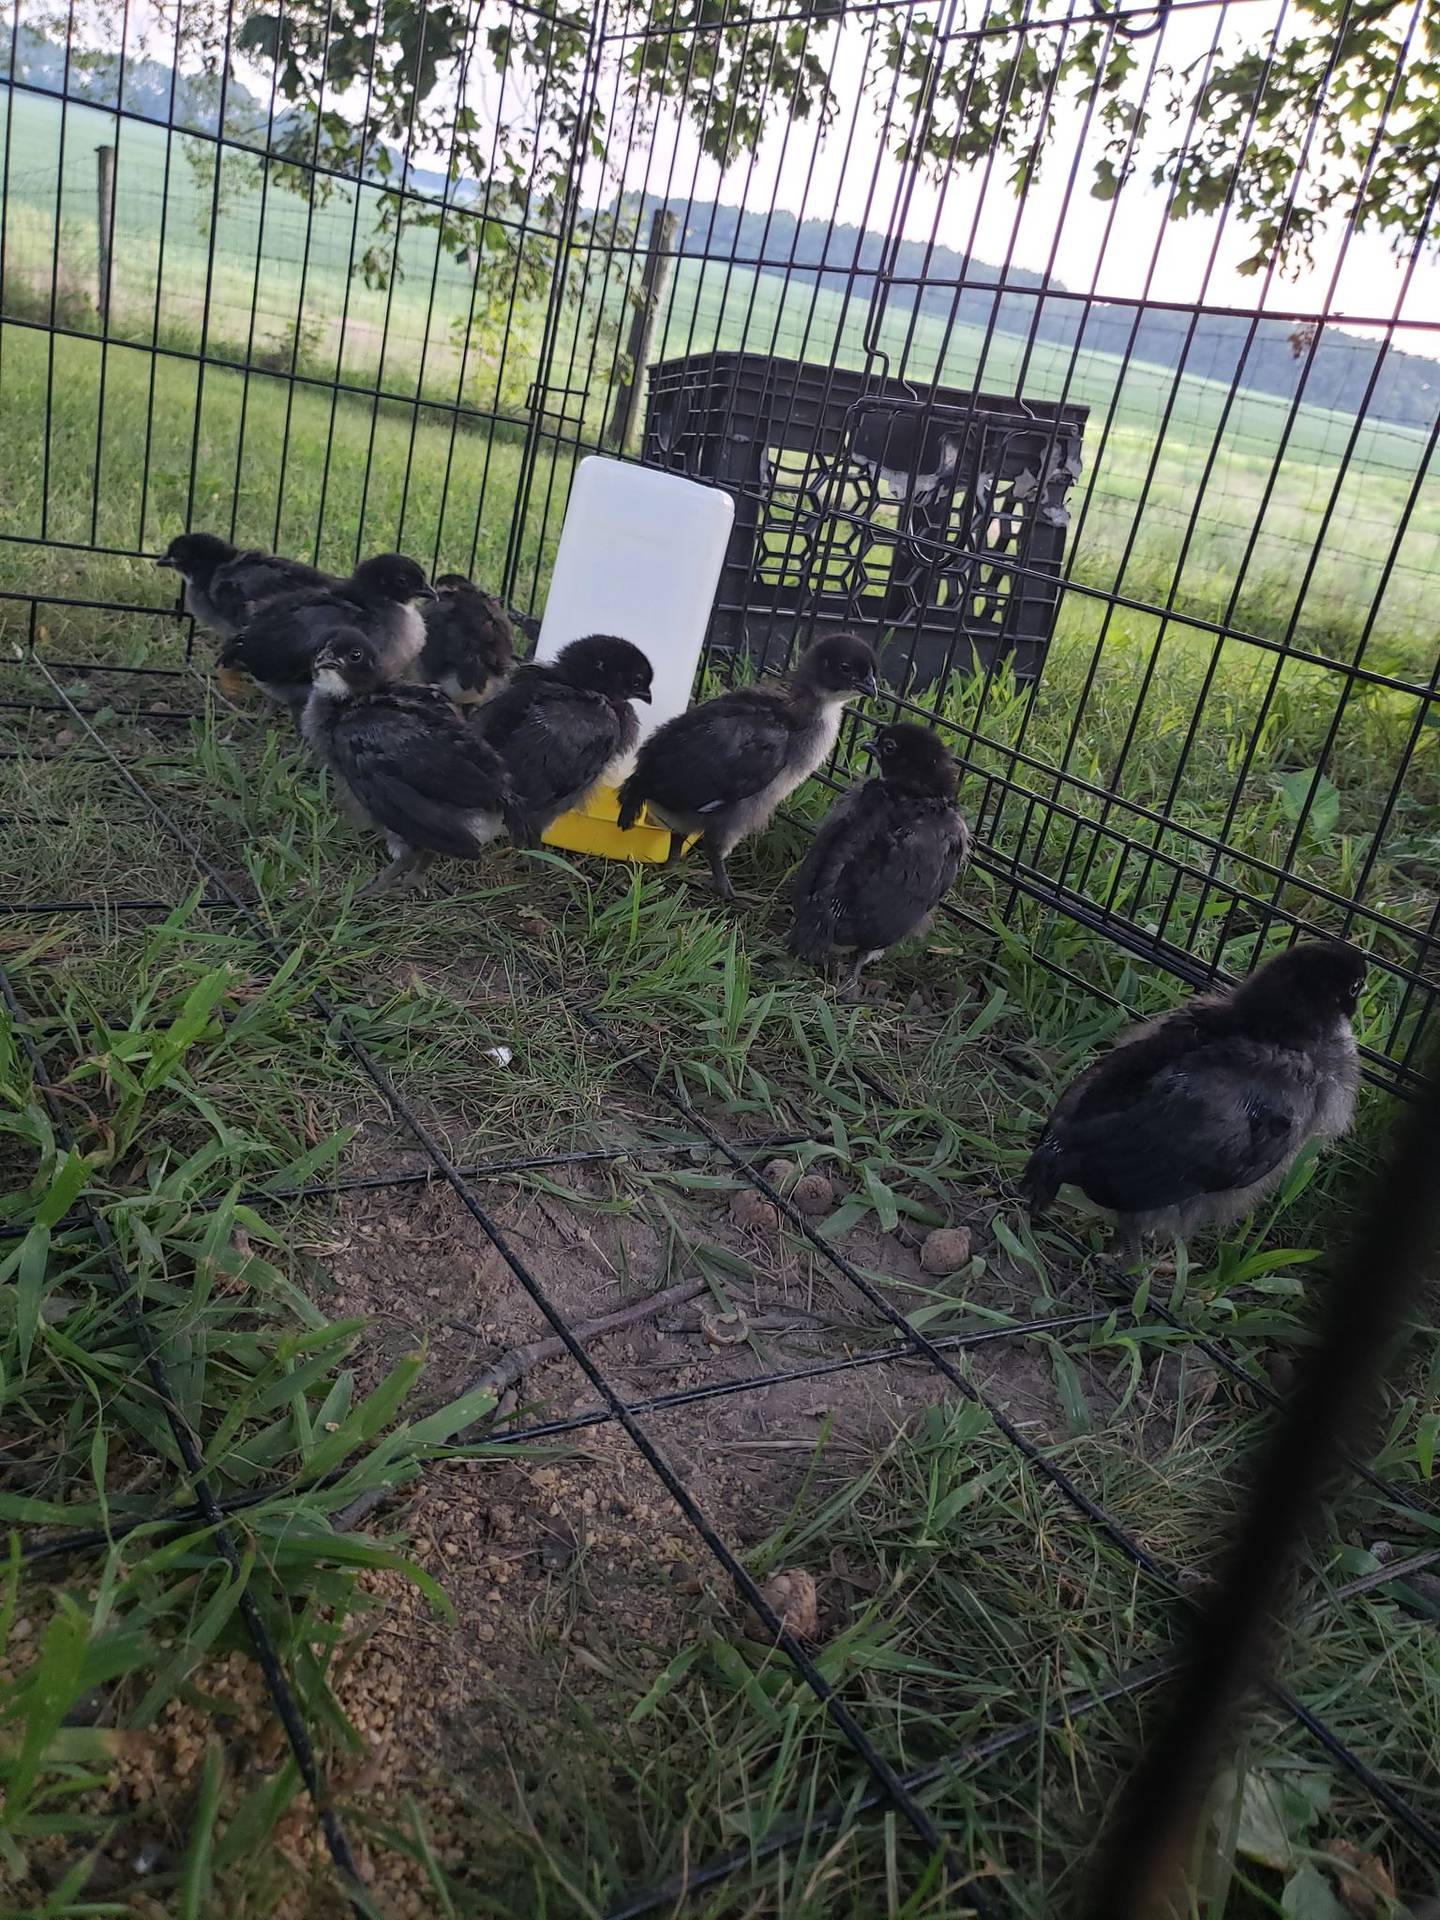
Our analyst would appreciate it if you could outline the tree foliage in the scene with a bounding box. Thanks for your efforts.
[31,0,1440,291]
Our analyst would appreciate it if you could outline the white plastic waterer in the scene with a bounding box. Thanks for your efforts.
[533,455,734,862]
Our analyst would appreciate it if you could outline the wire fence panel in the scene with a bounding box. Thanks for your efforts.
[2,1,1439,1903]
[3,0,1429,1078]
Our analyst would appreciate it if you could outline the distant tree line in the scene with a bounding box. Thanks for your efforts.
[626,193,1439,434]
[6,19,1435,435]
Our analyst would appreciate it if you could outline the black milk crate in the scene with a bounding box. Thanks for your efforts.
[641,350,1087,686]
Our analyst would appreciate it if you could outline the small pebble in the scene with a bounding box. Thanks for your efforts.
[790,1172,834,1216]
[920,1225,973,1275]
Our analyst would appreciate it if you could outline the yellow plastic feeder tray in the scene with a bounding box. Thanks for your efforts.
[529,456,734,865]
[541,784,695,864]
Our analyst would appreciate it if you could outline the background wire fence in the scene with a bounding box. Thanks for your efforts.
[3,0,1440,1911]
[0,0,1436,1095]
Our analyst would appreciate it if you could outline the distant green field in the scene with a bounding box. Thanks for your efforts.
[0,81,1435,678]
[652,258,1438,666]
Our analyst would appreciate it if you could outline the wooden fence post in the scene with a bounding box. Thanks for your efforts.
[608,207,678,452]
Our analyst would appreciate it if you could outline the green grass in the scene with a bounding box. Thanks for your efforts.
[2,658,1437,1917]
[1,77,1437,1917]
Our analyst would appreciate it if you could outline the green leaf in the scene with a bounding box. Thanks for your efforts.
[628,1645,702,1721]
[406,1385,499,1448]
[1281,1863,1346,1920]
[180,1741,226,1920]
[860,1169,899,1233]
[35,1150,88,1229]
[12,1224,51,1374]
[1047,1344,1093,1435]
[1417,1411,1438,1479]
[1220,1764,1327,1873]
[302,1356,425,1479]
[1276,769,1340,839]
[5,1602,89,1813]
[131,1558,252,1727]
[212,1762,304,1873]
[992,1213,1044,1280]
[817,1196,869,1240]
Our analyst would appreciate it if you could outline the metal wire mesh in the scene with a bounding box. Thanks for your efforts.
[3,0,1439,1909]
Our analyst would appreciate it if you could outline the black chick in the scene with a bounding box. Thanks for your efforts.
[219,553,436,717]
[616,633,880,900]
[471,633,653,837]
[788,723,970,998]
[155,532,331,640]
[1021,941,1365,1252]
[302,631,530,896]
[417,575,514,707]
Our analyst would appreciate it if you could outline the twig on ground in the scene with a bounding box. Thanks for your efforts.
[332,1274,710,1535]
[464,1273,710,1406]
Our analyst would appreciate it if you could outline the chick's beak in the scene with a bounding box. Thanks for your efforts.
[417,583,439,602]
[154,553,176,569]
[859,671,880,698]
[634,687,653,704]
[861,738,881,764]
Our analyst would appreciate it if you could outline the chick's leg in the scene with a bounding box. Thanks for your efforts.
[358,847,433,898]
[836,951,881,1002]
[703,834,736,902]
[1110,1216,1144,1265]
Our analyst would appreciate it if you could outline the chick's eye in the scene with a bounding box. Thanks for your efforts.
[348,648,365,665]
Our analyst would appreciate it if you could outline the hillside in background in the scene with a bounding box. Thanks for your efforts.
[624,194,1440,434]
[0,24,264,133]
[2,29,1435,436]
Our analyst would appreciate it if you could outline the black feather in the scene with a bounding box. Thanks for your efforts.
[220,553,432,711]
[618,686,797,825]
[789,772,967,969]
[471,634,651,835]
[156,533,333,640]
[208,550,332,635]
[1021,941,1365,1243]
[417,577,514,703]
[304,648,524,864]
[615,634,879,895]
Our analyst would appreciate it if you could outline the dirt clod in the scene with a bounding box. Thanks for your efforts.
[745,1568,820,1642]
[729,1189,781,1234]
[539,1515,578,1573]
[1320,1838,1395,1916]
[790,1172,834,1216]
[760,1157,798,1190]
[920,1225,973,1274]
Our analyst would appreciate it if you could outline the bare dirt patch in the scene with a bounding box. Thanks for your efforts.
[282,1146,1114,1897]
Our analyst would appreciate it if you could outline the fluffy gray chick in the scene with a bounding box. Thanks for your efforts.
[1021,940,1365,1252]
